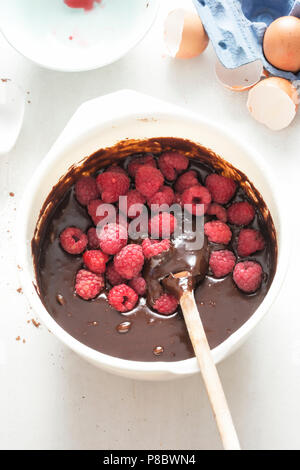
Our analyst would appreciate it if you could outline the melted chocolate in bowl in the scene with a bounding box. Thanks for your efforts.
[32,138,277,362]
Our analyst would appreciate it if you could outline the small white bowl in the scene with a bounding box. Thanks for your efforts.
[0,0,159,72]
[17,90,289,380]
[0,80,25,155]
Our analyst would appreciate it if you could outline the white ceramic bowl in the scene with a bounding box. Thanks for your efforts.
[0,0,159,72]
[17,90,289,380]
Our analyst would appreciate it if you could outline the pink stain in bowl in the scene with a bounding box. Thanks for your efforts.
[64,0,101,11]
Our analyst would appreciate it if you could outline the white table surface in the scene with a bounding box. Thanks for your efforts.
[0,0,299,451]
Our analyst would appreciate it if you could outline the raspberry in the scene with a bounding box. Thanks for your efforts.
[64,0,99,10]
[204,221,232,245]
[75,269,104,300]
[233,261,263,293]
[88,202,125,230]
[181,185,212,216]
[149,213,177,238]
[209,250,236,278]
[96,171,130,203]
[108,284,138,312]
[106,261,125,286]
[87,227,100,249]
[175,170,199,193]
[207,203,227,223]
[83,250,109,274]
[135,165,164,198]
[122,189,146,219]
[147,186,175,208]
[75,176,99,206]
[114,244,144,280]
[174,192,182,205]
[129,276,147,296]
[60,227,88,255]
[227,201,255,226]
[158,151,188,181]
[106,165,127,175]
[153,294,179,315]
[142,238,171,258]
[205,174,237,205]
[116,213,129,228]
[99,223,128,255]
[237,228,265,257]
[87,199,109,226]
[128,154,156,178]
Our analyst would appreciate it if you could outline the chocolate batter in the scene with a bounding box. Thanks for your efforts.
[33,138,277,362]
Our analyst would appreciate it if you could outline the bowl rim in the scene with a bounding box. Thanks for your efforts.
[0,0,160,72]
[16,109,290,377]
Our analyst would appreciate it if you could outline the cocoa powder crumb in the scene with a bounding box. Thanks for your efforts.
[31,319,40,328]
[9,192,15,197]
[16,336,21,341]
[17,288,23,294]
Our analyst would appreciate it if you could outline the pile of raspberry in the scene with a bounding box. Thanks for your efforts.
[59,152,266,318]
[59,153,184,315]
[172,168,265,293]
[203,175,265,293]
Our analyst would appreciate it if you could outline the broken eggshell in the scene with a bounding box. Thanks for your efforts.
[164,9,209,59]
[247,77,299,130]
[215,59,264,92]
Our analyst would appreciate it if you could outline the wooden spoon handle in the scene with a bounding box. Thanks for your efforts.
[180,290,241,450]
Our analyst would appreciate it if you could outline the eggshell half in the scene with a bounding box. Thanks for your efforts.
[164,9,209,59]
[247,77,299,130]
[215,59,263,92]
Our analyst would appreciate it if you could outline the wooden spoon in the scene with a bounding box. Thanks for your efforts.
[166,271,241,450]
